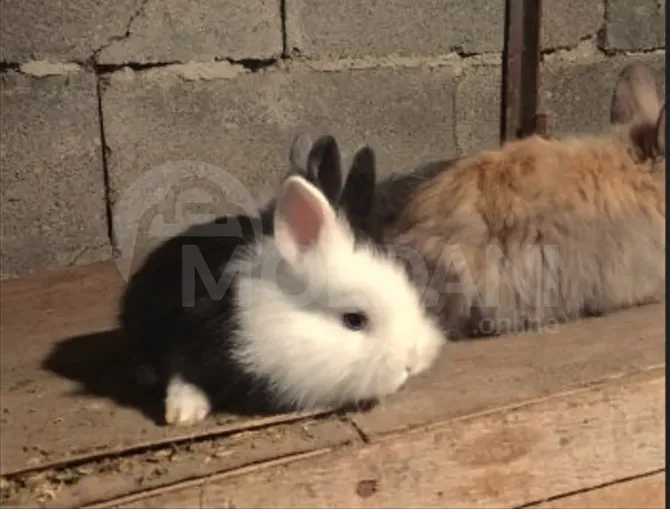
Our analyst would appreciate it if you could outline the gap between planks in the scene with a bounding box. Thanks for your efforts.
[521,469,665,509]
[82,365,665,509]
[3,410,331,478]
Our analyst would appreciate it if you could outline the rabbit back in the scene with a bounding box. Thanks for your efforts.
[387,134,665,337]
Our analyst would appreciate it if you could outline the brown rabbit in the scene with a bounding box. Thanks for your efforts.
[326,61,666,338]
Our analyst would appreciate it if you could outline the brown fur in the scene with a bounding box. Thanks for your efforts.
[384,63,666,338]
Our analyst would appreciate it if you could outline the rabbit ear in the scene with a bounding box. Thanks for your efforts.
[340,145,377,229]
[305,135,343,205]
[288,132,314,177]
[610,62,663,126]
[274,175,336,265]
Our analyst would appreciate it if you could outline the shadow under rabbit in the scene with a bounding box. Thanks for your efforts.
[41,329,382,426]
[42,329,167,425]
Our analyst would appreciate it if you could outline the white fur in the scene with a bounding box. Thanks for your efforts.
[229,178,444,410]
[165,374,212,426]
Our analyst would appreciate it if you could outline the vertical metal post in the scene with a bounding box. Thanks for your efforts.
[500,0,545,143]
[501,0,524,143]
[520,0,543,138]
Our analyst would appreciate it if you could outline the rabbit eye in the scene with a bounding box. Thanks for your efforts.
[342,311,369,331]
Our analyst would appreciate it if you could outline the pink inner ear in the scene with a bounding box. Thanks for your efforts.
[284,182,325,251]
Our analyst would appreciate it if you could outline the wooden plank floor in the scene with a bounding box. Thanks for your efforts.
[0,261,665,508]
[528,472,665,509]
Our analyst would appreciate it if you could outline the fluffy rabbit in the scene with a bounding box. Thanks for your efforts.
[325,61,666,338]
[119,137,444,426]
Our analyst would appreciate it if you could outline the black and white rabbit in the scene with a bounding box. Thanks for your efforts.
[119,137,444,426]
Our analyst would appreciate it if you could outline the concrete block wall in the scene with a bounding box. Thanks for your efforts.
[0,0,665,278]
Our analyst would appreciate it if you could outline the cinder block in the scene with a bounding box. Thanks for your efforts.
[601,0,665,51]
[454,64,502,154]
[454,54,666,154]
[97,0,283,64]
[286,0,505,59]
[0,0,143,62]
[101,65,458,263]
[542,54,666,136]
[0,72,111,278]
[286,0,604,60]
[541,0,604,49]
[0,0,282,64]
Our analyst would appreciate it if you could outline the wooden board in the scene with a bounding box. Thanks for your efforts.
[529,471,665,508]
[85,367,665,508]
[1,418,360,508]
[0,261,666,508]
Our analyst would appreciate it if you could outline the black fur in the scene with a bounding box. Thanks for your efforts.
[119,211,286,417]
[333,142,459,244]
[301,135,384,251]
[368,158,459,233]
[340,146,377,237]
[305,135,344,205]
[301,137,462,270]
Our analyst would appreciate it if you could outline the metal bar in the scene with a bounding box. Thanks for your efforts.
[500,0,525,143]
[500,0,545,143]
[534,112,548,137]
[520,0,543,138]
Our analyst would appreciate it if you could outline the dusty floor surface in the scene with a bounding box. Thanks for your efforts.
[0,261,665,508]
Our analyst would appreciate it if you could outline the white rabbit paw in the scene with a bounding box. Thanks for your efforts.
[164,375,212,426]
